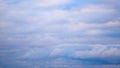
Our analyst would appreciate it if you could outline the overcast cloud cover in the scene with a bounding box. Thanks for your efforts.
[0,0,120,68]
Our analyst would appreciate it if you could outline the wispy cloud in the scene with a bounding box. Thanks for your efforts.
[0,0,120,68]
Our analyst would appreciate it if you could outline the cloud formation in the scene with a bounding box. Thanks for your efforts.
[0,0,120,68]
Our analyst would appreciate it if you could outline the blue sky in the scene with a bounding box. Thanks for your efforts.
[0,0,120,68]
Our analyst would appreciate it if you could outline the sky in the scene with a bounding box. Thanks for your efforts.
[0,0,120,68]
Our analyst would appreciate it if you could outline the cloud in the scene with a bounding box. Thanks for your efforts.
[32,0,71,7]
[72,44,120,60]
[6,0,72,9]
[104,20,120,27]
[79,5,116,14]
[50,48,64,57]
[0,0,6,10]
[0,0,120,67]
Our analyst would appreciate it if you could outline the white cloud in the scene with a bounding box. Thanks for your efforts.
[104,20,120,27]
[72,45,106,58]
[34,0,71,7]
[50,48,64,57]
[84,29,103,35]
[102,48,120,57]
[16,0,72,8]
[0,0,120,67]
[79,5,116,14]
[72,44,120,59]
[0,0,120,51]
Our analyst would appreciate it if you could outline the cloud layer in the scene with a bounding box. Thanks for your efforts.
[0,0,120,68]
